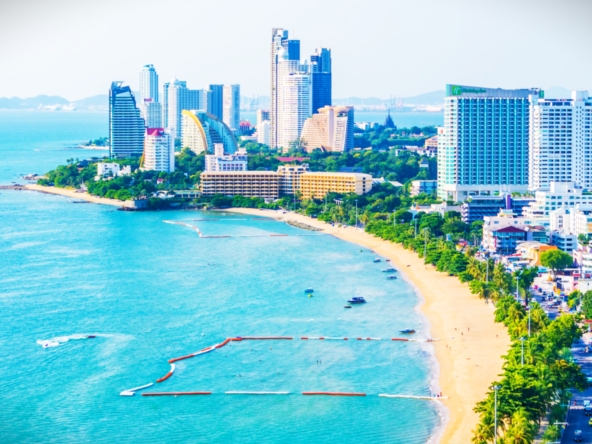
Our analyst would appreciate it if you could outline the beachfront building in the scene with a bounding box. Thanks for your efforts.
[523,182,592,228]
[300,106,354,152]
[424,135,438,150]
[278,164,309,195]
[410,180,437,197]
[223,84,240,132]
[200,171,280,199]
[461,194,534,223]
[109,81,145,158]
[529,91,592,191]
[298,172,373,200]
[95,162,131,180]
[205,144,248,172]
[143,128,174,172]
[181,110,238,155]
[437,84,541,201]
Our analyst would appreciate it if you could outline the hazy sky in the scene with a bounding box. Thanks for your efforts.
[1,0,591,100]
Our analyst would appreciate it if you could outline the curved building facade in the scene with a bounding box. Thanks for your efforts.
[181,110,238,154]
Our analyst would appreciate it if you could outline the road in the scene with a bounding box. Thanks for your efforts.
[562,334,592,443]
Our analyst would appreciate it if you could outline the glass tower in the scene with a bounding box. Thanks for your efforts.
[109,81,145,158]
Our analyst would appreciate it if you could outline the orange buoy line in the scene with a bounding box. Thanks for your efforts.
[240,336,293,340]
[156,364,175,383]
[303,392,366,397]
[142,392,212,396]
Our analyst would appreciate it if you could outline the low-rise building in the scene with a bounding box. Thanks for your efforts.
[409,202,462,218]
[200,171,280,199]
[97,162,121,177]
[410,180,437,197]
[298,172,372,200]
[461,194,534,224]
[204,144,247,172]
[523,182,592,228]
[424,135,438,150]
[549,231,578,253]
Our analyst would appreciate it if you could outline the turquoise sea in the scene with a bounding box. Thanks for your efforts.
[0,111,443,443]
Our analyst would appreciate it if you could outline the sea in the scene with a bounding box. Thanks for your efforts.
[0,110,443,443]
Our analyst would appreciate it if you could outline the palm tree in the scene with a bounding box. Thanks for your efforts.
[503,408,536,444]
[467,257,483,280]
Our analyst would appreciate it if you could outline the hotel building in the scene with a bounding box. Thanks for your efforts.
[109,82,145,158]
[205,144,248,172]
[144,128,174,172]
[278,164,309,195]
[300,106,354,152]
[529,90,592,191]
[181,110,238,155]
[298,172,373,200]
[437,84,541,201]
[200,171,280,199]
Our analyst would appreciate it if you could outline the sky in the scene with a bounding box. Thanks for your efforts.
[1,0,591,100]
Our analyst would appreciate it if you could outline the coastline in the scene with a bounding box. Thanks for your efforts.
[224,208,510,444]
[23,184,126,207]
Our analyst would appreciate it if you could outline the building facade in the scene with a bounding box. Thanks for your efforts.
[523,182,592,227]
[208,84,224,120]
[437,84,541,201]
[205,144,247,172]
[461,194,535,223]
[410,180,437,197]
[277,164,309,195]
[529,91,592,191]
[109,82,145,158]
[139,64,159,103]
[310,47,332,112]
[200,171,280,199]
[257,120,270,145]
[140,99,162,128]
[300,106,354,152]
[223,84,240,132]
[144,128,174,172]
[181,110,238,155]
[164,78,206,139]
[298,172,373,200]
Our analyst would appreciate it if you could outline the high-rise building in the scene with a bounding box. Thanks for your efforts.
[270,28,301,148]
[310,48,332,112]
[181,109,238,155]
[257,120,270,145]
[109,81,145,158]
[164,78,205,140]
[437,84,541,201]
[139,64,159,103]
[140,99,162,128]
[300,106,353,152]
[257,109,270,126]
[223,84,240,132]
[208,84,224,120]
[529,90,592,191]
[143,128,174,172]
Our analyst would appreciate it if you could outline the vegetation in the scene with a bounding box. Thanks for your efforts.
[540,250,574,277]
[353,124,438,149]
[83,137,108,147]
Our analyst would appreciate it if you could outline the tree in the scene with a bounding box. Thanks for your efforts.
[394,209,412,223]
[540,250,573,277]
[503,408,536,444]
[578,233,589,245]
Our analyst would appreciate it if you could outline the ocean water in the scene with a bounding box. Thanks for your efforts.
[0,111,442,443]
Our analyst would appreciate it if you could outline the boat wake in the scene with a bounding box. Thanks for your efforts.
[36,333,100,348]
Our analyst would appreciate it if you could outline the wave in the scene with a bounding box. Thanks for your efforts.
[36,333,102,348]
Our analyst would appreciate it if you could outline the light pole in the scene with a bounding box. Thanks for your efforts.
[520,337,525,366]
[493,385,501,444]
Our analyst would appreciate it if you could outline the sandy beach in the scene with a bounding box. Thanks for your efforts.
[24,184,132,207]
[225,208,510,444]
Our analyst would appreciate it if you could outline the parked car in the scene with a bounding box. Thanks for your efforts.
[574,429,583,442]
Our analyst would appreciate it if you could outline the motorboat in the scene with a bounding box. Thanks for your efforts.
[399,329,416,334]
[344,305,352,309]
[86,335,96,339]
[382,268,396,272]
[304,288,314,294]
[387,275,397,280]
[373,258,381,263]
[347,297,366,304]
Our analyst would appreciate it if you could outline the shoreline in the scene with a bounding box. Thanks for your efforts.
[23,184,127,207]
[224,208,510,444]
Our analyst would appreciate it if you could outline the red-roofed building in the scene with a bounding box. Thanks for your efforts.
[277,157,310,163]
[483,225,527,255]
[239,120,252,135]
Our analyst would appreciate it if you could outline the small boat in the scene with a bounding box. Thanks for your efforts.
[304,288,314,294]
[344,305,352,309]
[387,275,397,280]
[347,297,366,304]
[86,335,96,339]
[373,258,381,263]
[382,268,396,272]
[399,329,416,334]
[385,259,391,262]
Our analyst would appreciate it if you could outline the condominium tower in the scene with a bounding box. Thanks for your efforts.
[437,84,541,201]
[109,82,145,158]
[208,84,224,120]
[144,128,174,172]
[310,48,332,112]
[223,84,240,132]
[163,78,206,139]
[139,64,159,103]
[529,90,592,191]
[300,106,354,152]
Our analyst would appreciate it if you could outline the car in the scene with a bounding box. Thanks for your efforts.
[575,429,583,442]
[585,404,592,415]
[588,417,592,426]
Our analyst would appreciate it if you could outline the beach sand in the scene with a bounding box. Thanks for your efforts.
[24,184,129,207]
[225,208,510,444]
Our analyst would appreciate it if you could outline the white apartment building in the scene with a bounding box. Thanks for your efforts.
[257,120,270,145]
[529,91,592,191]
[223,84,240,132]
[139,64,159,103]
[205,144,247,172]
[523,182,592,227]
[97,163,121,177]
[144,128,174,172]
[164,78,205,139]
[300,106,354,152]
[257,109,270,126]
[140,99,162,128]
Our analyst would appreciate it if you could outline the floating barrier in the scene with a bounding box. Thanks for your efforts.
[119,383,154,397]
[240,336,293,340]
[143,391,212,396]
[378,394,448,400]
[225,391,290,395]
[303,392,366,397]
[156,364,175,383]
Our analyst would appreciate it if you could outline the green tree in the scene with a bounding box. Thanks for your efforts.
[540,250,573,277]
[394,209,413,223]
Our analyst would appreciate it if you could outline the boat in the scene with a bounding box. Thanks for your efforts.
[86,335,96,338]
[399,329,416,334]
[304,288,314,294]
[373,258,381,263]
[385,259,391,262]
[387,275,397,280]
[344,305,352,309]
[382,268,396,272]
[347,297,366,304]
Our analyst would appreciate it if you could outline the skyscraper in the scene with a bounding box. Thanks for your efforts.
[144,128,174,172]
[223,84,240,132]
[140,99,162,128]
[529,91,592,191]
[164,78,205,140]
[139,64,159,103]
[270,28,301,148]
[310,48,332,113]
[209,84,224,120]
[109,81,145,158]
[437,84,540,201]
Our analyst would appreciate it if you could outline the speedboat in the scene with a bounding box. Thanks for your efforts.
[86,335,96,339]
[347,297,366,304]
[399,329,415,334]
[373,258,381,263]
[304,288,314,294]
[387,275,397,280]
[382,268,396,272]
